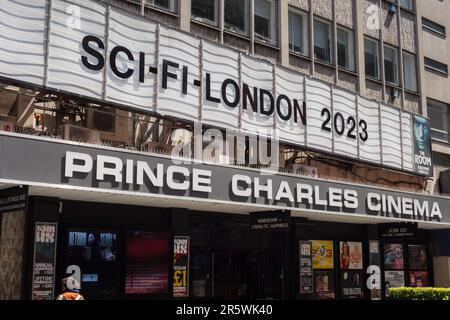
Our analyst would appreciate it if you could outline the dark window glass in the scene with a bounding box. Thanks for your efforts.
[225,0,248,34]
[314,19,331,63]
[365,38,379,78]
[424,57,449,75]
[422,17,446,36]
[192,0,217,24]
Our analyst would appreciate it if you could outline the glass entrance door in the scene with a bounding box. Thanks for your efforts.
[211,249,282,300]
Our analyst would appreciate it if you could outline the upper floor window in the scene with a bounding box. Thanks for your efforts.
[192,0,218,25]
[225,0,249,35]
[424,57,449,76]
[384,44,399,85]
[403,51,418,92]
[422,17,446,37]
[288,8,308,56]
[428,99,450,143]
[314,18,332,63]
[337,27,355,71]
[399,0,414,11]
[254,0,277,44]
[365,38,379,79]
[146,0,177,13]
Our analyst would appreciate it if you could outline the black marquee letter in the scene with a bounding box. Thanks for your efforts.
[206,73,221,103]
[110,46,134,79]
[162,59,179,89]
[294,100,307,125]
[259,89,274,116]
[221,79,240,108]
[243,83,258,112]
[81,35,105,71]
[276,95,292,121]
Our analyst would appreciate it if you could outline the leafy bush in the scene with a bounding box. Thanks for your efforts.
[389,287,450,300]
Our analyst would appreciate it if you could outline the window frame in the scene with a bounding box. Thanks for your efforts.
[337,26,356,72]
[428,99,450,144]
[313,17,333,64]
[424,57,449,76]
[422,17,446,38]
[383,44,400,86]
[288,7,309,56]
[364,37,380,80]
[402,51,418,92]
[145,0,178,14]
[399,0,415,12]
[224,0,250,36]
[191,0,219,26]
[254,0,278,45]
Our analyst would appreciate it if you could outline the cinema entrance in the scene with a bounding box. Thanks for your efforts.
[188,214,287,300]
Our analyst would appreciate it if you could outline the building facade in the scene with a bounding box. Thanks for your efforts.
[0,0,449,300]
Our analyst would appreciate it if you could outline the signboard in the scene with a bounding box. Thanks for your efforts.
[339,241,363,270]
[378,223,418,240]
[384,271,405,297]
[173,236,190,298]
[368,241,382,300]
[413,115,433,176]
[409,271,428,287]
[250,211,290,231]
[0,186,28,214]
[408,245,428,270]
[0,0,432,176]
[0,134,449,226]
[31,223,57,300]
[299,241,313,294]
[311,240,334,269]
[125,231,169,295]
[341,271,364,299]
[313,270,335,299]
[384,243,404,270]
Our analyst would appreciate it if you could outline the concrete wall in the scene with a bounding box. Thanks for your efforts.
[0,211,26,300]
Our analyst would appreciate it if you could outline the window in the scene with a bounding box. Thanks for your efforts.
[424,57,449,75]
[314,19,332,63]
[254,0,277,44]
[192,0,218,25]
[225,0,249,35]
[337,27,355,71]
[403,51,417,92]
[422,17,446,37]
[428,99,450,142]
[399,0,414,11]
[146,0,177,13]
[365,38,379,79]
[384,45,399,85]
[288,8,308,56]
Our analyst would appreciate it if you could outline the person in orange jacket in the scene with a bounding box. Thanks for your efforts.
[56,277,84,300]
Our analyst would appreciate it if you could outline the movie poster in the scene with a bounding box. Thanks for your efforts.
[409,271,429,287]
[384,243,404,270]
[299,241,313,294]
[125,231,169,295]
[173,236,190,298]
[384,271,405,297]
[312,240,334,269]
[413,115,433,176]
[67,229,118,296]
[339,241,363,270]
[313,270,335,299]
[368,240,382,300]
[408,245,428,270]
[32,223,57,300]
[341,271,364,299]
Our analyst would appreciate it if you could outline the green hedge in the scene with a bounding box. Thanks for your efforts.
[389,287,450,300]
